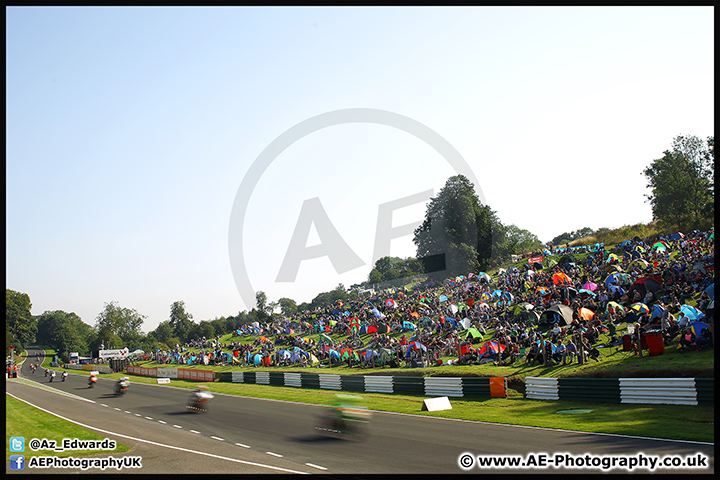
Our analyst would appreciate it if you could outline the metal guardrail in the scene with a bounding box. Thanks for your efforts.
[525,377,713,406]
[215,371,505,398]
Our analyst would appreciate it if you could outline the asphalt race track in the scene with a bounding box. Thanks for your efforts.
[6,347,714,474]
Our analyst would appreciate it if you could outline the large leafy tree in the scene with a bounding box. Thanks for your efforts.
[278,297,298,317]
[35,310,93,360]
[94,301,146,349]
[168,300,194,342]
[6,289,37,349]
[500,225,544,257]
[371,256,424,282]
[413,175,503,278]
[643,135,714,231]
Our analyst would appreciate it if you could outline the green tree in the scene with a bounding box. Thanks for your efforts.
[413,175,503,277]
[149,320,174,344]
[255,291,268,313]
[278,297,298,317]
[196,321,215,340]
[308,284,349,310]
[209,317,228,336]
[6,289,37,349]
[36,310,92,359]
[168,301,194,342]
[501,225,544,257]
[643,135,714,231]
[94,301,146,349]
[368,268,383,284]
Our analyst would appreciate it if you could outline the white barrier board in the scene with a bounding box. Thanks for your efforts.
[421,396,452,411]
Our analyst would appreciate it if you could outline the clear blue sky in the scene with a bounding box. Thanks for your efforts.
[6,6,714,333]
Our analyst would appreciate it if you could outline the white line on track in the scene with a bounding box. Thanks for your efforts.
[305,463,327,470]
[124,411,131,414]
[211,436,225,441]
[235,443,251,448]
[158,420,167,424]
[135,413,142,416]
[266,451,283,458]
[190,430,200,434]
[173,424,183,429]
[114,408,121,411]
[100,404,108,407]
[145,416,153,420]
[7,392,311,474]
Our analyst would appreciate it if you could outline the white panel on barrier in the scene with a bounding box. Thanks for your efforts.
[424,378,463,397]
[319,374,342,390]
[284,373,302,387]
[364,376,394,393]
[255,372,270,385]
[157,378,170,384]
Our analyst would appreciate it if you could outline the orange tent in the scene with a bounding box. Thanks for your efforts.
[553,272,572,285]
[578,307,595,321]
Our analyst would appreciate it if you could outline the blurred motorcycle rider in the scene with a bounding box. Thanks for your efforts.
[115,376,129,393]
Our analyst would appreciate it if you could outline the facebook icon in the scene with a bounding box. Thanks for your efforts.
[10,455,25,470]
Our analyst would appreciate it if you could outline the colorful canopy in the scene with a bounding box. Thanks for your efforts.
[630,303,650,314]
[552,272,572,285]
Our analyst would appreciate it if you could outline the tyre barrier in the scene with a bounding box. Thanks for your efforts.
[525,377,713,406]
[216,371,507,399]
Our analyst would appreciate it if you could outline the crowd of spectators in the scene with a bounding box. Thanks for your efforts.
[154,229,714,369]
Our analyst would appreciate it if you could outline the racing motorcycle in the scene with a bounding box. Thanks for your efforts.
[114,378,129,396]
[315,394,371,436]
[88,375,98,388]
[186,386,214,413]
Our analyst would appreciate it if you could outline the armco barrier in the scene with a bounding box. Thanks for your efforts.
[558,378,621,404]
[215,372,506,399]
[424,377,463,397]
[619,378,697,405]
[255,372,270,385]
[525,377,559,400]
[319,374,342,390]
[696,378,713,406]
[364,376,393,393]
[526,377,713,406]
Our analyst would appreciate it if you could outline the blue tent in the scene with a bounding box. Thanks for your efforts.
[371,307,386,319]
[328,349,340,359]
[364,349,379,361]
[691,321,709,338]
[651,304,666,321]
[704,283,714,299]
[680,304,705,321]
[402,321,416,331]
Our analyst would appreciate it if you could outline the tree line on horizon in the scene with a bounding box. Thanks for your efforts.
[6,134,713,360]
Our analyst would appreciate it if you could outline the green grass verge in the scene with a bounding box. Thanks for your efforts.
[5,394,131,463]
